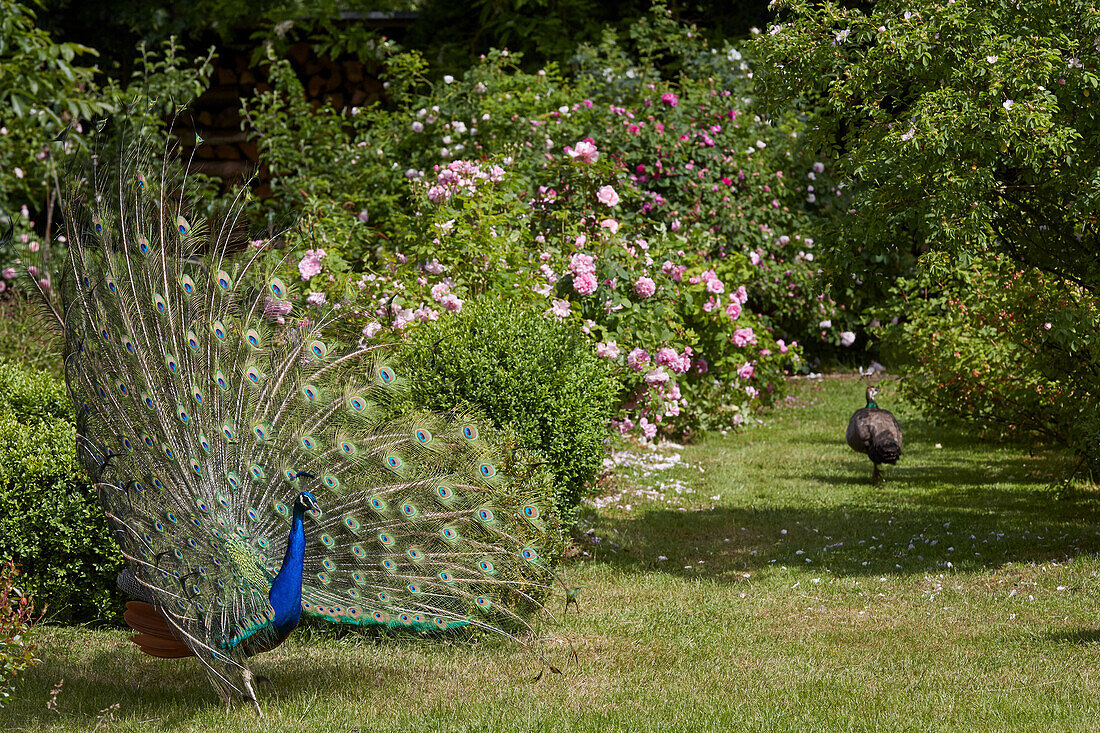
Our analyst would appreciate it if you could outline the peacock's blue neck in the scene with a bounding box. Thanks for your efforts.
[268,507,307,640]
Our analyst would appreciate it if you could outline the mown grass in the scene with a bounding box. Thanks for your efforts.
[5,375,1100,732]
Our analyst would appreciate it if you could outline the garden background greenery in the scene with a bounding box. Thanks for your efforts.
[1,0,1098,727]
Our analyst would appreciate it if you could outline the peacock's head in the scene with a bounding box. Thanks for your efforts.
[295,491,322,516]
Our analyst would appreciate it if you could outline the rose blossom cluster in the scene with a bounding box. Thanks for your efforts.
[426,159,505,203]
[569,252,599,296]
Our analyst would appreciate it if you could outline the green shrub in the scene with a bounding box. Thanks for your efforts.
[879,254,1100,472]
[398,298,620,525]
[0,363,122,624]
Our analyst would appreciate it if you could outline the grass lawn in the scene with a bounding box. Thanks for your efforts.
[5,375,1100,732]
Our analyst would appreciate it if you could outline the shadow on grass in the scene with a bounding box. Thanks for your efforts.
[1046,629,1100,646]
[0,634,421,729]
[583,495,1100,583]
[584,421,1096,582]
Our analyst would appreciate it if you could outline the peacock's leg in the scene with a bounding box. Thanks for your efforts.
[241,668,264,717]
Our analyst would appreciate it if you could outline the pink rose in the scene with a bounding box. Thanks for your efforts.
[549,299,571,319]
[732,327,757,347]
[362,322,382,338]
[655,348,679,367]
[596,185,620,207]
[726,301,742,320]
[633,276,656,298]
[569,252,597,278]
[661,92,679,107]
[567,140,599,164]
[645,368,670,385]
[298,248,326,280]
[440,293,464,312]
[1,268,14,279]
[264,296,292,323]
[627,347,651,371]
[737,362,754,380]
[600,218,619,234]
[596,341,621,358]
[573,272,598,296]
[430,282,450,301]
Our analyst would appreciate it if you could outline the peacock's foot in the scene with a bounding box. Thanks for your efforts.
[241,668,264,718]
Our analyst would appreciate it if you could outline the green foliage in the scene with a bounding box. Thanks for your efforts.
[754,0,1100,292]
[879,253,1100,471]
[397,298,620,524]
[0,0,110,212]
[0,363,121,624]
[0,294,58,372]
[0,560,39,707]
[0,18,215,292]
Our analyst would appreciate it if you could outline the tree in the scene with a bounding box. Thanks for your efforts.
[753,0,1100,291]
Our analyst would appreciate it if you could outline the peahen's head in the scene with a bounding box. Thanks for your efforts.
[294,491,322,516]
[866,385,879,405]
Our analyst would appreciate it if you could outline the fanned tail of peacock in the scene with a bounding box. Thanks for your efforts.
[43,113,565,709]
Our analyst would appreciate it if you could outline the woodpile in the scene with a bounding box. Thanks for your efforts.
[174,41,387,195]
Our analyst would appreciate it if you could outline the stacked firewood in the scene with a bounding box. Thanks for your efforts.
[175,42,386,195]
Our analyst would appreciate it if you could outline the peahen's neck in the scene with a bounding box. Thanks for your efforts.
[268,507,307,640]
[866,398,878,409]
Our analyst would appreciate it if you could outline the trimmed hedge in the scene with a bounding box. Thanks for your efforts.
[398,298,620,525]
[0,362,122,624]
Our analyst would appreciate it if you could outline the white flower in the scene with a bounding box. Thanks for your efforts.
[819,320,832,329]
[840,331,856,347]
[834,29,851,43]
[1068,57,1083,69]
[755,139,767,149]
[986,55,998,64]
[443,75,454,84]
[901,128,915,141]
[1003,100,1014,110]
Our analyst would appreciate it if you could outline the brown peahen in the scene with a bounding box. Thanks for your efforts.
[846,385,903,484]
[32,112,565,714]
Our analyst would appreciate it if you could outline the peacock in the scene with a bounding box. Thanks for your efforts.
[846,384,903,484]
[33,113,564,713]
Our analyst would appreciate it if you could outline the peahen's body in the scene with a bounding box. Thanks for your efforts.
[40,116,562,712]
[846,385,902,484]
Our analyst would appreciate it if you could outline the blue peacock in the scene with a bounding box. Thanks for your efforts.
[39,115,563,713]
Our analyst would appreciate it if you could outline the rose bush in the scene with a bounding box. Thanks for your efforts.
[241,7,885,441]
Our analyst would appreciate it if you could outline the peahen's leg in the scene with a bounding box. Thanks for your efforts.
[241,668,264,717]
[872,463,881,485]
